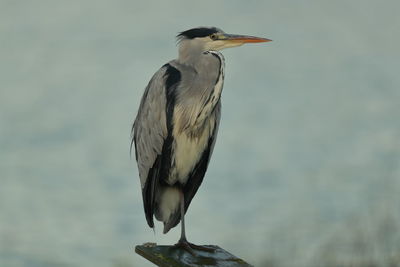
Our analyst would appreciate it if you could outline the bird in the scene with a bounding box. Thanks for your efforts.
[131,26,271,252]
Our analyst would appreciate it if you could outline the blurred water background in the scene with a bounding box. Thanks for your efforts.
[1,0,399,266]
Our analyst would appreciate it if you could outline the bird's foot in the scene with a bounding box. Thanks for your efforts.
[174,240,196,256]
[174,238,215,255]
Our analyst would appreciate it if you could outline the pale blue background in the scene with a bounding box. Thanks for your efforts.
[1,0,399,266]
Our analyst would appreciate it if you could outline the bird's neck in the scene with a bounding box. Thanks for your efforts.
[178,39,206,67]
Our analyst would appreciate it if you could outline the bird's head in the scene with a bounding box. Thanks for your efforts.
[177,26,271,52]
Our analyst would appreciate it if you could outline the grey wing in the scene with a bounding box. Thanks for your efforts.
[132,66,169,227]
[132,67,168,187]
[132,63,181,228]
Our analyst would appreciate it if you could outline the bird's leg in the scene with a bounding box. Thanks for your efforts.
[174,190,195,255]
[178,189,188,243]
[174,190,215,254]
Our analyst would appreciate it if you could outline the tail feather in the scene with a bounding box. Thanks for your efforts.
[154,186,182,234]
[163,212,181,234]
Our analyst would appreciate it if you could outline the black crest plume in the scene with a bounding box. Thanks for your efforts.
[177,27,220,40]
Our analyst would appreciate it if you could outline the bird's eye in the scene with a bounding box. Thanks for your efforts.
[210,33,218,40]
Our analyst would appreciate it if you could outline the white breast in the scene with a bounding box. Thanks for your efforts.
[166,51,225,185]
[170,116,216,184]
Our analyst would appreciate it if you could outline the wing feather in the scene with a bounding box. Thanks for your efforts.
[132,63,181,228]
[133,66,168,187]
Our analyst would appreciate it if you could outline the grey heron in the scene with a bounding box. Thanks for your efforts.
[131,26,270,252]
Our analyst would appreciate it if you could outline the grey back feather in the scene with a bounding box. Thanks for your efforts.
[133,66,168,188]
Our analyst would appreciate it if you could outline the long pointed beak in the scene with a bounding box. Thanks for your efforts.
[223,33,272,43]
